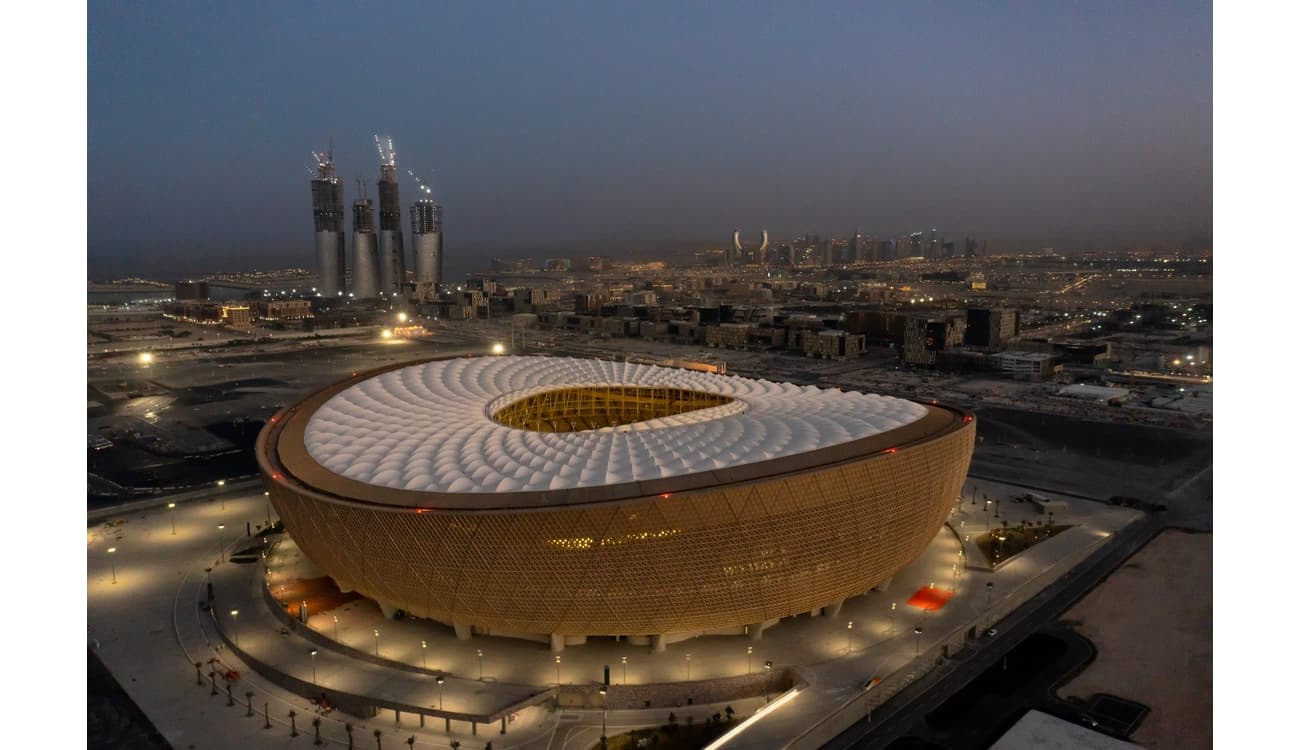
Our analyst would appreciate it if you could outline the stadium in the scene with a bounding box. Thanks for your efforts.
[257,355,976,649]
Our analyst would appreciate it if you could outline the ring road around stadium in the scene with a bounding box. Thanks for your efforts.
[257,355,975,650]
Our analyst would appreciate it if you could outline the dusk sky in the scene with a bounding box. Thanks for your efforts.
[88,1,1211,276]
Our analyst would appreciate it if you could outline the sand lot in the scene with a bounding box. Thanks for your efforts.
[1058,529,1211,749]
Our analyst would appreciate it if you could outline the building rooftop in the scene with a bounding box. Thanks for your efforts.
[301,356,926,495]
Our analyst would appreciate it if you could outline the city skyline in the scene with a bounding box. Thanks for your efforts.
[89,1,1211,277]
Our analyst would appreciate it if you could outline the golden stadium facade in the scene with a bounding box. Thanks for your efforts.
[257,355,975,646]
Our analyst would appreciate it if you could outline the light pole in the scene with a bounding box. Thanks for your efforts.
[599,685,608,741]
[217,479,226,510]
[373,629,380,657]
[264,491,272,528]
[913,625,923,657]
[763,661,773,702]
[230,610,239,644]
[436,675,445,711]
[746,646,753,675]
[421,640,427,669]
[168,502,177,534]
[477,649,484,680]
[984,499,992,532]
[890,602,896,636]
[985,581,994,613]
[310,649,318,685]
[333,615,339,641]
[217,524,226,562]
[107,547,117,584]
[555,655,561,687]
[621,655,628,685]
[685,652,691,681]
[847,621,854,655]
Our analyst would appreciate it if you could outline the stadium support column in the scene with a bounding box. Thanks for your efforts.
[550,633,565,653]
[650,634,666,653]
[746,622,766,641]
[823,599,845,618]
[454,623,472,640]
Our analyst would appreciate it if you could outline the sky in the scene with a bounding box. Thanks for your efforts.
[87,0,1212,277]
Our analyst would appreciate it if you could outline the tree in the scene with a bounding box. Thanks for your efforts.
[405,736,415,748]
[289,709,298,737]
[313,717,323,746]
[725,705,735,722]
[450,741,461,750]
[374,728,383,750]
[345,723,354,750]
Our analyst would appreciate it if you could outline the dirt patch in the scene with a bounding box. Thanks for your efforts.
[1057,529,1211,748]
[270,575,363,619]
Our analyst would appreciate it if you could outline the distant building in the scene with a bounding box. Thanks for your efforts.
[803,329,866,359]
[908,232,924,258]
[254,300,313,320]
[174,281,209,300]
[964,308,1019,349]
[221,305,253,328]
[994,351,1061,381]
[162,301,222,323]
[903,316,964,365]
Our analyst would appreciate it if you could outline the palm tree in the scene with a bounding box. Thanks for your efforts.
[374,728,383,749]
[449,741,460,750]
[405,736,415,749]
[345,722,354,749]
[289,709,298,737]
[195,661,204,686]
[725,705,735,722]
[313,717,323,745]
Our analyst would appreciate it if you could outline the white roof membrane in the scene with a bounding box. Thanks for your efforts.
[303,356,927,494]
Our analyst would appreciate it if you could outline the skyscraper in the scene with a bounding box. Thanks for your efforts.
[411,199,443,302]
[909,232,924,259]
[374,136,406,297]
[351,182,379,299]
[310,148,345,296]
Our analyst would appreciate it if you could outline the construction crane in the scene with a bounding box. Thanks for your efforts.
[373,134,397,167]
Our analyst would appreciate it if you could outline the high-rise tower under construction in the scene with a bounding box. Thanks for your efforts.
[352,181,379,299]
[310,148,345,296]
[411,199,442,302]
[374,135,406,297]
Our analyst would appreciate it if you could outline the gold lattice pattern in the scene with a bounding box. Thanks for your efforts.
[262,412,975,637]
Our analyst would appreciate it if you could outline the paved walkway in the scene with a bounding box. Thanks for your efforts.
[87,481,1141,749]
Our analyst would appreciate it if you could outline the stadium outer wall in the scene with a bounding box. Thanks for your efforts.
[256,356,976,643]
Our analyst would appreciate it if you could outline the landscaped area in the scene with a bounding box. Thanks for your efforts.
[599,710,740,749]
[975,519,1070,566]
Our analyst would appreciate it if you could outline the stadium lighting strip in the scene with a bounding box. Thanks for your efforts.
[701,687,802,750]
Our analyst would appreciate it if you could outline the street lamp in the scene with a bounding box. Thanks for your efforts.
[763,661,773,702]
[230,610,239,644]
[746,646,753,675]
[310,649,318,685]
[985,581,995,612]
[555,655,561,686]
[599,685,608,740]
[890,602,897,636]
[913,625,923,657]
[217,479,226,510]
[332,615,339,641]
[685,652,692,681]
[217,524,226,562]
[107,547,117,584]
[477,649,484,680]
[621,655,628,685]
[847,621,855,655]
[168,502,177,535]
[421,640,427,669]
[436,675,445,711]
[372,629,380,656]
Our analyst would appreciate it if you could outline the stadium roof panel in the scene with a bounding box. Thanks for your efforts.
[301,356,927,495]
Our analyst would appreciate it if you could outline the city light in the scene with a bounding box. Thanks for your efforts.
[138,352,154,365]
